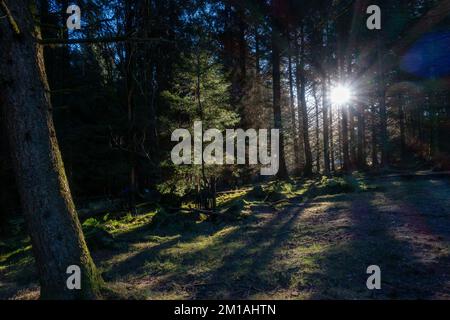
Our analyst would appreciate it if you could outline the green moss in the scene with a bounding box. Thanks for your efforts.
[216,188,251,207]
[0,244,32,264]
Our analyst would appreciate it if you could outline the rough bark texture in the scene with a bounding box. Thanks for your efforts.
[0,1,102,299]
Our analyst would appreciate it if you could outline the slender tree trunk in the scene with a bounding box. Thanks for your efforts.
[196,54,210,209]
[328,77,336,172]
[336,15,350,172]
[271,9,288,179]
[341,107,351,171]
[255,27,260,77]
[141,0,159,183]
[398,95,406,160]
[124,0,137,214]
[0,0,102,299]
[296,27,313,176]
[357,104,366,169]
[238,7,247,84]
[288,33,300,173]
[338,109,343,169]
[321,78,331,175]
[377,33,388,167]
[349,106,357,165]
[313,82,321,173]
[371,105,379,167]
[429,93,439,159]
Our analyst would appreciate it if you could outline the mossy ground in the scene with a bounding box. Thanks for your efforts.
[1,174,450,299]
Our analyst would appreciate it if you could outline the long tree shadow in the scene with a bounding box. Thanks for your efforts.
[101,217,240,280]
[307,182,450,299]
[193,204,306,299]
[101,177,450,299]
[383,177,450,243]
[103,200,306,299]
[380,177,450,297]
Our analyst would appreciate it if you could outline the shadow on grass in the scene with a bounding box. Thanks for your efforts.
[306,179,450,299]
[193,205,305,299]
[101,218,232,280]
[77,177,450,299]
[383,177,450,243]
[102,201,306,299]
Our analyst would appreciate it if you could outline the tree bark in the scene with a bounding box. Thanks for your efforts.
[336,11,350,172]
[321,77,331,175]
[357,104,366,169]
[398,95,406,160]
[287,32,300,174]
[371,104,379,167]
[271,4,288,179]
[349,106,357,165]
[341,106,351,171]
[313,82,321,173]
[125,0,137,215]
[296,27,313,176]
[255,27,260,76]
[0,0,102,299]
[328,77,336,172]
[377,33,388,167]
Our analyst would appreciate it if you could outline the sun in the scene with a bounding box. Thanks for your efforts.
[331,85,352,105]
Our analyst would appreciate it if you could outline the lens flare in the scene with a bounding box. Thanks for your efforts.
[331,86,352,105]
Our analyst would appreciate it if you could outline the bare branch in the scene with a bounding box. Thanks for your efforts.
[0,0,20,35]
[38,36,173,46]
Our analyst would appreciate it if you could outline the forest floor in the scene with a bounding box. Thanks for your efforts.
[1,173,450,299]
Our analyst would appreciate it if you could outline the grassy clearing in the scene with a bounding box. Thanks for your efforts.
[1,174,449,299]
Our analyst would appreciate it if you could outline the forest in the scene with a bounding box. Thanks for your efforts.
[1,0,450,300]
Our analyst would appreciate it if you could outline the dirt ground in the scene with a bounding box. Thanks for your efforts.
[1,175,450,300]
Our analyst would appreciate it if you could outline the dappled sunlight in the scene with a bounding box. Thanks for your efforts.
[3,176,450,299]
[163,226,240,256]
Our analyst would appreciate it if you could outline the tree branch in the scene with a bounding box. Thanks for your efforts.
[0,0,20,35]
[38,36,173,46]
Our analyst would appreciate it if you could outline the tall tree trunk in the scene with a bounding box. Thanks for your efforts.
[398,95,406,160]
[0,0,102,299]
[377,33,388,167]
[238,7,247,84]
[132,0,160,189]
[255,27,260,76]
[313,82,321,173]
[125,0,137,214]
[271,7,288,179]
[321,77,331,175]
[338,108,343,169]
[429,93,439,160]
[328,77,336,172]
[288,33,300,173]
[341,106,351,171]
[336,14,350,172]
[357,104,366,169]
[371,105,379,167]
[349,106,357,165]
[296,27,313,176]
